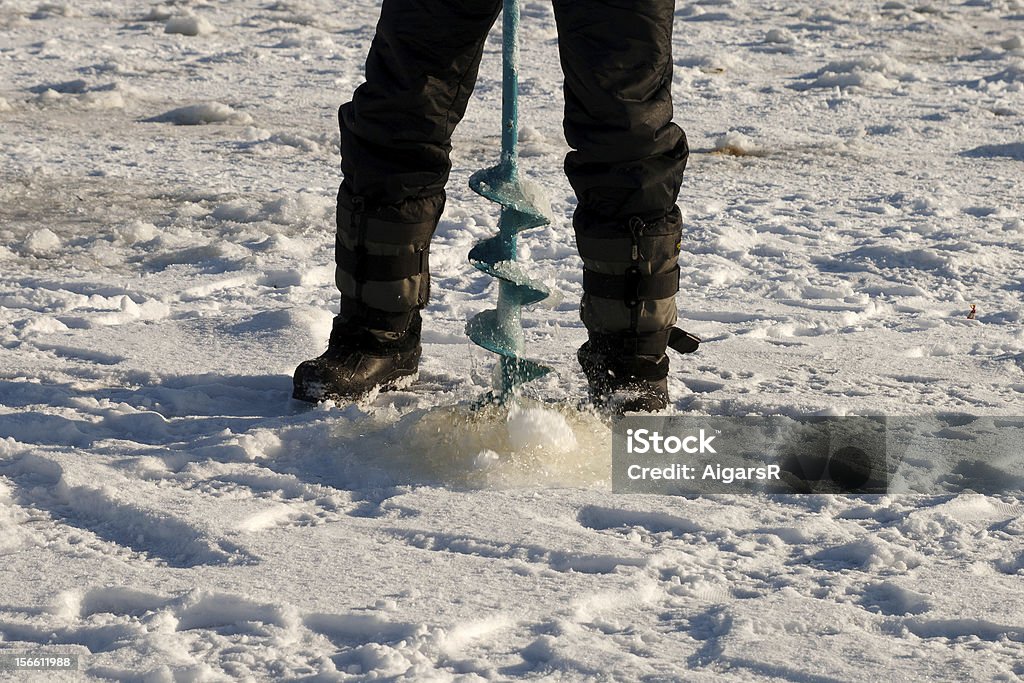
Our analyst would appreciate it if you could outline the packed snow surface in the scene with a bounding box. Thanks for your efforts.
[1,0,1023,680]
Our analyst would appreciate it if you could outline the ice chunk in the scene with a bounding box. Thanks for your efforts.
[25,227,61,255]
[713,131,763,156]
[152,102,253,126]
[165,14,216,37]
[765,28,795,44]
[506,405,577,454]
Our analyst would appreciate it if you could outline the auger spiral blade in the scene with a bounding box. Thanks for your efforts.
[469,167,550,230]
[467,0,551,404]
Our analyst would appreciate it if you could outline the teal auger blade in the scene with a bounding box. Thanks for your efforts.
[467,309,521,357]
[500,357,552,386]
[469,167,550,231]
[468,241,549,306]
[468,311,551,390]
[465,0,552,403]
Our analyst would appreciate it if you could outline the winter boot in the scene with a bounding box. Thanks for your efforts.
[292,187,442,402]
[574,208,699,413]
[292,313,423,402]
[578,335,670,412]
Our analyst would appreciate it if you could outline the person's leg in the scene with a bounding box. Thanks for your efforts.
[551,0,697,411]
[341,0,503,204]
[294,0,501,401]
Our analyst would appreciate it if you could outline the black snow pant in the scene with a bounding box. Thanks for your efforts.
[335,0,689,358]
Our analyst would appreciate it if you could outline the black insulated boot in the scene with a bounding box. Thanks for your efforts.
[292,316,422,402]
[578,340,670,413]
[578,329,700,414]
[293,186,441,403]
[574,208,700,414]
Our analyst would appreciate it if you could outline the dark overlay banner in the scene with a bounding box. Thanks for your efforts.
[611,416,1024,495]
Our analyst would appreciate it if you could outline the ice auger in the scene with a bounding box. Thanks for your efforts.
[466,0,552,403]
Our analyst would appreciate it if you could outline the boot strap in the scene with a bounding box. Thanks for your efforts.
[668,327,701,354]
[582,266,679,307]
[336,241,428,282]
[335,192,441,316]
[594,327,700,356]
[338,296,416,335]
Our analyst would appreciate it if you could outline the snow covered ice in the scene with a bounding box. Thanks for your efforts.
[1,0,1023,680]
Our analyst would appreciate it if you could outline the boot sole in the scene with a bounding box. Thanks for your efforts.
[353,371,420,406]
[379,371,418,393]
[292,369,419,403]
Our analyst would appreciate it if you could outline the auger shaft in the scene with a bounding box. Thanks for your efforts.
[466,0,552,401]
[496,0,523,386]
[499,0,521,183]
